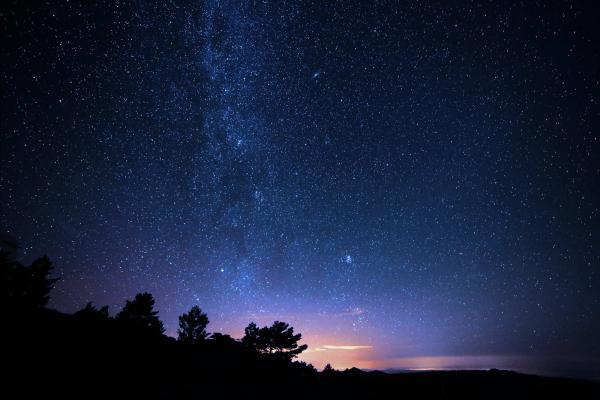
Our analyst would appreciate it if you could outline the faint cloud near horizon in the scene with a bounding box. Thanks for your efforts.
[305,344,373,353]
[323,345,372,350]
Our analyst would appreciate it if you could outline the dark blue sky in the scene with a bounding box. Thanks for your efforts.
[1,0,599,377]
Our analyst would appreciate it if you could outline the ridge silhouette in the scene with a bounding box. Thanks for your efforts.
[1,251,598,399]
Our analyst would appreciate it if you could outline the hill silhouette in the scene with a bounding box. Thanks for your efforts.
[2,252,598,399]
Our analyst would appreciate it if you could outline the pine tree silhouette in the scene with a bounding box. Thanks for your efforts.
[242,320,307,360]
[116,292,165,335]
[178,305,209,344]
[1,252,58,312]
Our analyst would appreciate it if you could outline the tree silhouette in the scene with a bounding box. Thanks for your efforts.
[28,256,58,308]
[74,302,110,321]
[116,292,165,335]
[268,321,308,360]
[242,321,307,360]
[322,363,336,376]
[177,305,209,344]
[210,332,238,345]
[1,252,58,312]
[241,322,267,352]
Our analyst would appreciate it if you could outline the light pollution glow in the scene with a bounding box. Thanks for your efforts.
[174,310,516,371]
[165,309,597,377]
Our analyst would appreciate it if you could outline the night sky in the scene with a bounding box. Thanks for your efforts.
[1,0,599,378]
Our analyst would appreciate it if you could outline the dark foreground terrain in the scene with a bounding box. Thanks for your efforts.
[2,255,597,399]
[3,309,598,400]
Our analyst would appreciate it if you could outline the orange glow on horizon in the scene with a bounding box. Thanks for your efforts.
[298,331,377,370]
[206,312,526,373]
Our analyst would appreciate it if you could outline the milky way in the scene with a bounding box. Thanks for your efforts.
[1,1,599,377]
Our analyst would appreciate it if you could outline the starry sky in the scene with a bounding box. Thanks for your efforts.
[1,0,599,378]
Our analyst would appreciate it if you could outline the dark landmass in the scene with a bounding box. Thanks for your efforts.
[3,308,598,400]
[2,253,598,399]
